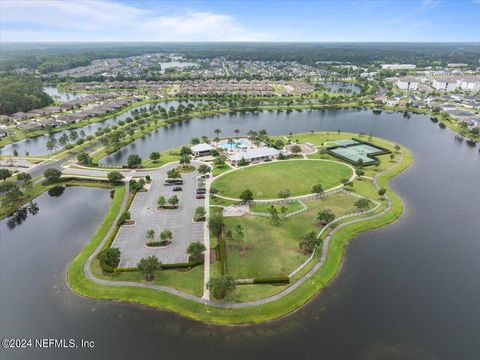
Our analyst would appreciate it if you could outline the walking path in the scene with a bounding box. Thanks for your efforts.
[80,151,405,308]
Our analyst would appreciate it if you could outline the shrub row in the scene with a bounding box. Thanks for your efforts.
[253,276,290,285]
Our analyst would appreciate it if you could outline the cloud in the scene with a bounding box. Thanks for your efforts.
[0,0,273,41]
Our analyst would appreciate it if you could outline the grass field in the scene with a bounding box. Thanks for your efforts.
[212,160,353,200]
[223,192,361,279]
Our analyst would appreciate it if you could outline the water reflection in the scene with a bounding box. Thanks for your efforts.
[6,202,39,229]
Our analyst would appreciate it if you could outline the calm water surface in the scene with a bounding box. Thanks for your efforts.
[1,110,479,360]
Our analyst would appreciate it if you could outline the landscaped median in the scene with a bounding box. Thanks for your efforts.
[65,137,412,325]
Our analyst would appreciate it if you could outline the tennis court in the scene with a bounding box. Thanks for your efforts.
[328,139,389,165]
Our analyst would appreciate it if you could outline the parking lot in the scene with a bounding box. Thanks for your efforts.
[113,162,206,267]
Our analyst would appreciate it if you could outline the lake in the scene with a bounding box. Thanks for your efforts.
[1,110,479,359]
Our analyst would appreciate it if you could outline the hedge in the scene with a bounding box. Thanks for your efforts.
[253,276,290,284]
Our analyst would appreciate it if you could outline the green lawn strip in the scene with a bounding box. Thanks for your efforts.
[249,200,304,214]
[209,196,239,207]
[213,160,352,199]
[90,259,204,297]
[141,148,181,168]
[65,141,411,325]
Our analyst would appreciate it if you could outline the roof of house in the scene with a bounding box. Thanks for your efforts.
[191,143,214,152]
[228,147,279,162]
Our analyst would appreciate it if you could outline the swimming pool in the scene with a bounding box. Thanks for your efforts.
[218,139,251,151]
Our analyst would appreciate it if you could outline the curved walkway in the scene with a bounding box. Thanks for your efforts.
[81,151,405,309]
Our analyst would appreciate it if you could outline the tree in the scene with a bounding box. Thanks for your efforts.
[13,149,18,157]
[107,171,124,184]
[77,152,92,165]
[239,189,253,203]
[278,189,290,201]
[58,133,69,147]
[137,256,160,281]
[274,139,285,149]
[0,169,12,181]
[127,154,142,168]
[149,151,160,163]
[180,146,192,156]
[167,168,180,179]
[2,186,23,208]
[207,276,235,299]
[317,209,335,225]
[145,229,155,243]
[213,156,226,167]
[168,195,179,206]
[234,129,240,138]
[194,206,206,221]
[378,188,387,198]
[180,154,191,165]
[191,137,200,145]
[46,138,57,153]
[355,169,364,177]
[290,144,302,155]
[98,247,120,267]
[214,128,222,138]
[43,168,61,182]
[238,157,249,166]
[299,231,321,254]
[18,172,32,193]
[354,198,371,210]
[187,241,206,259]
[209,213,225,238]
[268,205,281,225]
[312,183,324,196]
[160,229,173,243]
[390,153,395,160]
[198,164,211,175]
[157,196,166,207]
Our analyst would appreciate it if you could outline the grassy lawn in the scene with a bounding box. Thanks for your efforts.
[223,192,361,280]
[212,160,352,200]
[141,148,181,168]
[91,260,204,297]
[249,200,304,214]
[212,164,231,177]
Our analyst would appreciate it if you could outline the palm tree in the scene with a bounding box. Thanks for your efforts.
[234,129,240,138]
[214,128,222,138]
[145,229,155,243]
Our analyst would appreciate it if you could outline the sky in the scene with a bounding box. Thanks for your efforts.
[0,0,479,42]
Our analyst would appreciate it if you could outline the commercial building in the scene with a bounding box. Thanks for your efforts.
[228,147,279,165]
[396,77,418,91]
[381,64,416,70]
[191,143,215,157]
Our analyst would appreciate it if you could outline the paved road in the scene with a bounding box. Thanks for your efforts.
[112,162,205,266]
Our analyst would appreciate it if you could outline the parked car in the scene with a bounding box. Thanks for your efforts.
[173,187,182,192]
[196,174,210,180]
[163,182,173,186]
[196,194,206,199]
[196,188,206,194]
